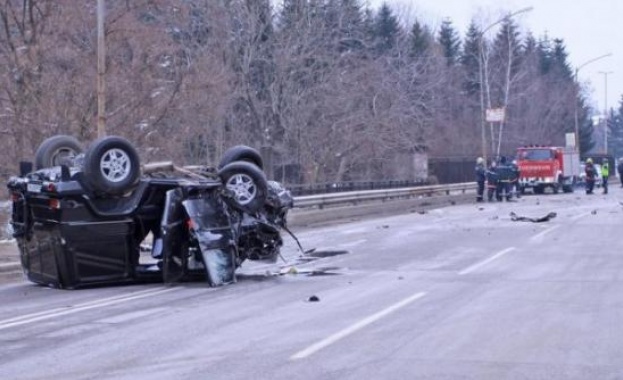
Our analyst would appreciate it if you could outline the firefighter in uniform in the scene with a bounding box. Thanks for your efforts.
[475,157,486,202]
[496,156,513,201]
[601,159,609,194]
[486,160,499,201]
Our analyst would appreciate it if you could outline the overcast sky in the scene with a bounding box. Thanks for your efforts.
[365,0,621,113]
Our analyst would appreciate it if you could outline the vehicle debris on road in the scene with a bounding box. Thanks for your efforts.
[509,211,557,223]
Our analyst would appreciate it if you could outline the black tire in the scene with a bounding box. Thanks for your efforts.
[34,135,83,169]
[218,161,268,213]
[83,136,141,195]
[217,145,264,170]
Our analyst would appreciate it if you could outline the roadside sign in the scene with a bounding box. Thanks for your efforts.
[565,132,576,148]
[486,108,506,122]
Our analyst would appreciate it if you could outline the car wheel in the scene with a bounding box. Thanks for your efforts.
[217,145,264,170]
[34,135,83,169]
[84,136,141,195]
[218,160,268,213]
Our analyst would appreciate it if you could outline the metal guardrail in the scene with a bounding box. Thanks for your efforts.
[286,179,429,196]
[293,182,477,209]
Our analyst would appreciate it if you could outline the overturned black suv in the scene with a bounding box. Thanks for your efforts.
[7,135,293,289]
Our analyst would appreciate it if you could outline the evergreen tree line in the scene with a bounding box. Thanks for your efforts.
[0,0,617,184]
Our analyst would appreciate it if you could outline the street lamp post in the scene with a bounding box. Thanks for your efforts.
[599,71,613,153]
[478,7,533,164]
[573,53,612,155]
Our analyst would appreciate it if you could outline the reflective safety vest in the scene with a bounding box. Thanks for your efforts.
[602,163,610,177]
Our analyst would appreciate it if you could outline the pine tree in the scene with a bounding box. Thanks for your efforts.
[579,100,596,155]
[409,20,432,57]
[537,35,553,75]
[437,19,461,66]
[516,33,541,81]
[491,18,522,77]
[550,38,573,80]
[372,3,400,55]
[461,21,481,95]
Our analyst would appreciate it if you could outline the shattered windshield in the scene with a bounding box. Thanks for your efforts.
[519,149,553,161]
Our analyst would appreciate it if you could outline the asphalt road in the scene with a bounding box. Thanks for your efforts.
[1,187,623,379]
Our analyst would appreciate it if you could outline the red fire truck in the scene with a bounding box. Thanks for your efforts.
[516,146,581,194]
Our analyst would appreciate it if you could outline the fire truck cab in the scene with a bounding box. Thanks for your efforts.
[516,146,581,194]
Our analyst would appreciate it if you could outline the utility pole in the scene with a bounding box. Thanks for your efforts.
[599,71,613,154]
[97,0,106,137]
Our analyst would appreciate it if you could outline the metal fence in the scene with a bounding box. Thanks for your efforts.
[427,157,475,184]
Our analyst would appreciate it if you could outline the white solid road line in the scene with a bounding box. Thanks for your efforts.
[290,291,427,360]
[570,211,593,222]
[530,225,561,242]
[458,247,516,275]
[0,287,179,331]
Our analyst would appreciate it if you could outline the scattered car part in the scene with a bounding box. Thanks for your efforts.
[509,211,557,223]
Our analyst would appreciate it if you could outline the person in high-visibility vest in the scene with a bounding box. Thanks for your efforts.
[601,159,610,194]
